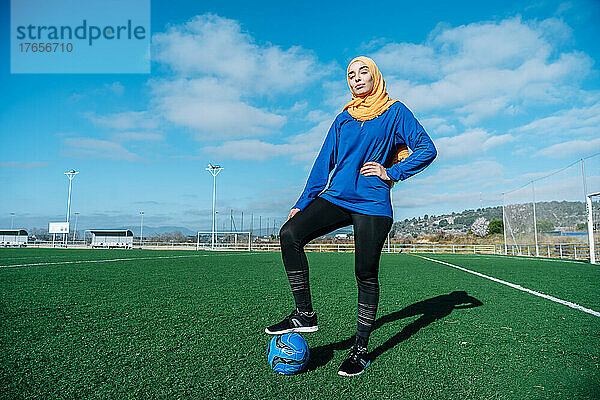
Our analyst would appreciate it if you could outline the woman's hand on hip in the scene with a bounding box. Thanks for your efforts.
[288,208,301,221]
[360,161,391,181]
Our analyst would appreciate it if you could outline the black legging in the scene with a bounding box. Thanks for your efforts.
[279,196,393,342]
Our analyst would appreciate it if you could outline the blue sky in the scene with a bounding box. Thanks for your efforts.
[1,0,600,233]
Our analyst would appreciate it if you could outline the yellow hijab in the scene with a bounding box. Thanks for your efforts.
[343,56,409,164]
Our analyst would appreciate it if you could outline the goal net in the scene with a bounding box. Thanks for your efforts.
[196,231,251,251]
[503,184,536,256]
[503,161,589,258]
[587,192,600,264]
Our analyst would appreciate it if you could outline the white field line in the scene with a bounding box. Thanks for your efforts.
[0,253,255,268]
[413,254,600,318]
[467,253,586,265]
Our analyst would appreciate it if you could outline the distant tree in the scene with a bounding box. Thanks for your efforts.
[471,217,489,237]
[576,223,587,231]
[487,218,503,235]
[438,219,449,227]
[536,219,554,233]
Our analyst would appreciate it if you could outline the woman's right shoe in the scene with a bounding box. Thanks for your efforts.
[338,344,370,377]
[264,309,318,334]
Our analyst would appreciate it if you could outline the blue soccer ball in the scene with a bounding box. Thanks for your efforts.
[267,333,310,375]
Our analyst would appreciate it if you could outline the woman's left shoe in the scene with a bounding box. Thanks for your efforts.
[264,309,318,335]
[337,345,370,377]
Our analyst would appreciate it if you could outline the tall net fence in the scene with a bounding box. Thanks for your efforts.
[503,184,536,255]
[502,153,600,260]
[196,231,251,250]
[589,193,600,263]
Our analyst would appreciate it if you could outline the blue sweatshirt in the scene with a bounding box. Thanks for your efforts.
[293,101,437,218]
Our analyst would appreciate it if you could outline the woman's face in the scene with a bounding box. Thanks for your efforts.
[347,61,374,97]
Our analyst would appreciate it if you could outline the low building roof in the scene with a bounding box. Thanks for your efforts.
[0,229,28,235]
[89,230,134,237]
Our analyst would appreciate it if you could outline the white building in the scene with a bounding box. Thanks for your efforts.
[90,230,134,249]
[0,229,28,247]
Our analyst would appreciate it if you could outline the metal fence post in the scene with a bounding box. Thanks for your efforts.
[559,244,563,258]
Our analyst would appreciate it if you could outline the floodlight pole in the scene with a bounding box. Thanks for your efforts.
[582,159,595,264]
[215,211,219,247]
[501,193,508,255]
[587,192,599,265]
[10,212,15,229]
[73,212,79,243]
[206,164,224,250]
[64,170,79,224]
[531,181,539,257]
[140,211,144,248]
[582,158,587,199]
[64,170,78,246]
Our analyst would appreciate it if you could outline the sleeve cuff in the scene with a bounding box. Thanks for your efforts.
[386,166,403,182]
[293,197,312,211]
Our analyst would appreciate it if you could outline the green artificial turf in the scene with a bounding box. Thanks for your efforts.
[420,253,600,311]
[0,249,598,399]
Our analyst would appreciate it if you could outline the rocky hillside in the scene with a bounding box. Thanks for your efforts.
[391,201,588,239]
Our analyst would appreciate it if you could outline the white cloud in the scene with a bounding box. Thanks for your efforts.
[433,17,553,73]
[88,111,159,131]
[149,14,338,139]
[535,138,600,158]
[410,160,505,187]
[373,42,438,80]
[455,97,512,125]
[150,78,286,139]
[107,82,125,96]
[62,138,140,161]
[420,117,456,135]
[515,101,600,139]
[70,82,124,103]
[370,17,593,123]
[201,119,332,164]
[306,110,329,123]
[203,139,293,161]
[288,101,309,113]
[152,13,331,95]
[111,131,164,142]
[435,129,515,161]
[392,189,495,209]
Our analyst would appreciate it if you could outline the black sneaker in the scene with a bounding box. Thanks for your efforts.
[338,345,370,377]
[264,309,318,335]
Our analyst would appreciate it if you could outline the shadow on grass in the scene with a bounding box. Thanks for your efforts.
[305,290,483,372]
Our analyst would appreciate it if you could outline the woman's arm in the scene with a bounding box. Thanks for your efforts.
[385,104,437,182]
[292,119,339,211]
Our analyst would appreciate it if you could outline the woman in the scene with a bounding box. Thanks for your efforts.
[265,56,437,377]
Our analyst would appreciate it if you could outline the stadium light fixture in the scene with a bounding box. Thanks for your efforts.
[64,169,79,224]
[10,212,15,229]
[206,163,224,250]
